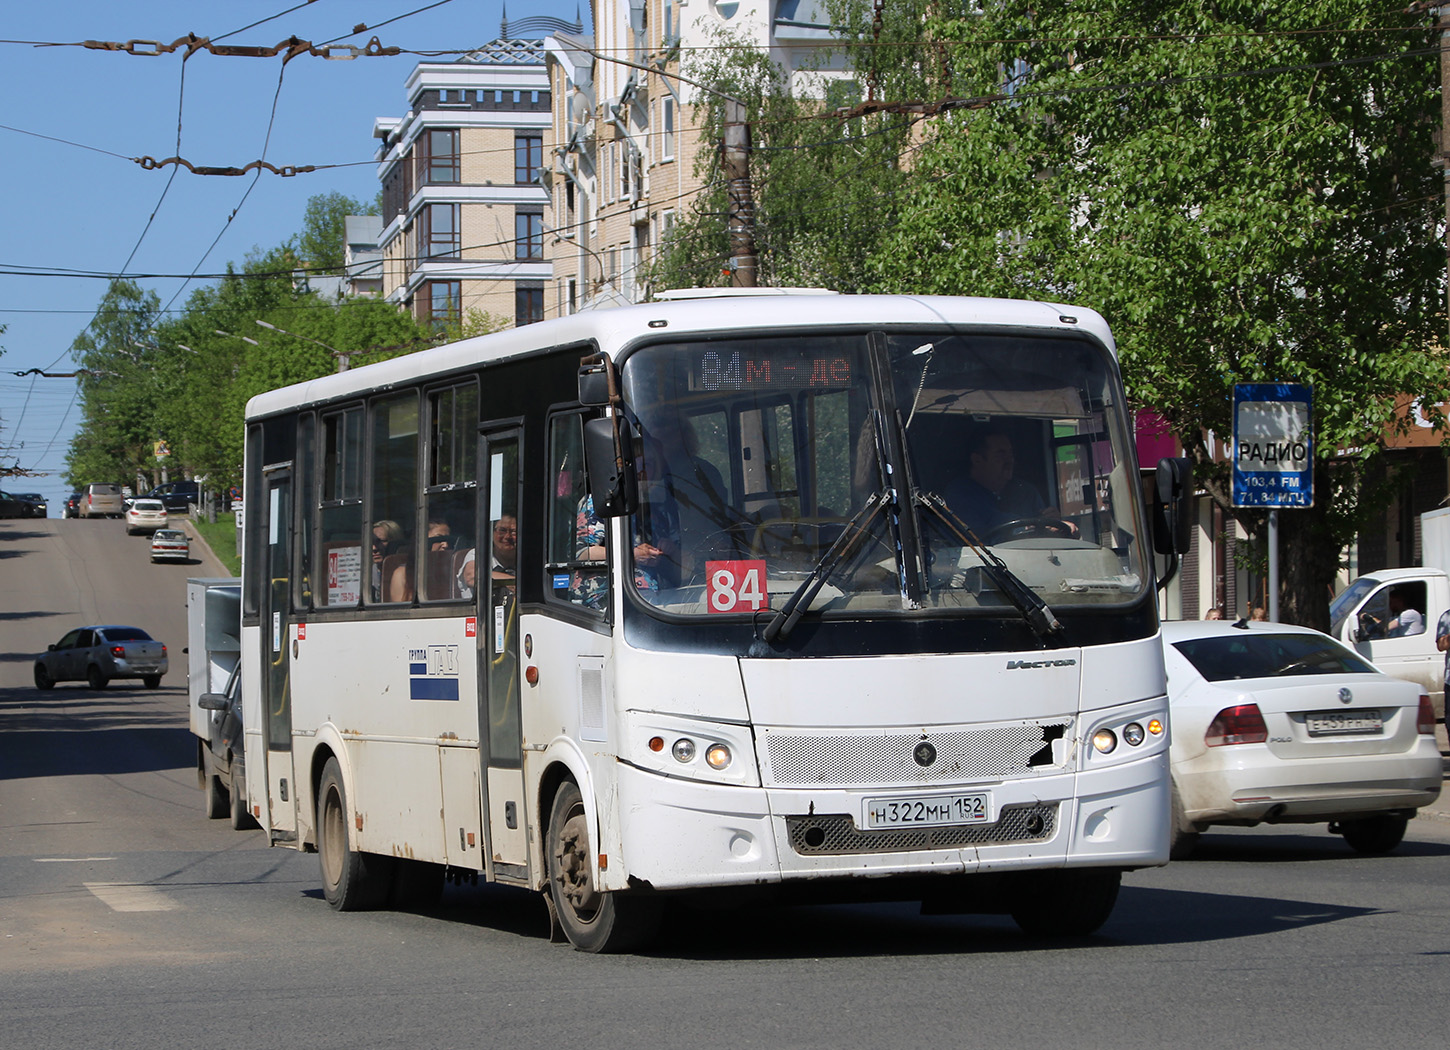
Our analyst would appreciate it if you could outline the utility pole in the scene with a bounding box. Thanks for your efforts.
[723,99,758,288]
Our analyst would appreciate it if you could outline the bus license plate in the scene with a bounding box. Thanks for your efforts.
[1305,710,1382,736]
[863,792,990,830]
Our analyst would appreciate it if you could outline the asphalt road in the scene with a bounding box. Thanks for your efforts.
[3,516,1449,1050]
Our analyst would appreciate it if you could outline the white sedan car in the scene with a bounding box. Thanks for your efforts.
[1164,620,1441,858]
[125,498,168,535]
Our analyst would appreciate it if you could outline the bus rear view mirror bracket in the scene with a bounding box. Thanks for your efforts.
[584,416,638,517]
[1152,456,1193,589]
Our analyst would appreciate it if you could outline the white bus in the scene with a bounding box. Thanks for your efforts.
[240,291,1190,951]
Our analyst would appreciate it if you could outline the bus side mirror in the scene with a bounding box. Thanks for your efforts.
[583,416,638,517]
[198,692,228,711]
[1153,457,1193,556]
[578,356,612,407]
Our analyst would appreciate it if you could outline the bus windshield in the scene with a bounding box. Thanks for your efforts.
[618,329,1149,620]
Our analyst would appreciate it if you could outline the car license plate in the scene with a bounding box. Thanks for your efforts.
[1305,709,1383,736]
[863,792,990,830]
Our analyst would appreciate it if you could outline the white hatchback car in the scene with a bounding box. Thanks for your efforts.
[125,498,168,535]
[1164,620,1441,858]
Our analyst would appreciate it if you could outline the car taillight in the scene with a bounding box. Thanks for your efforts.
[110,646,125,657]
[1205,703,1269,746]
[1417,694,1436,735]
[160,645,167,656]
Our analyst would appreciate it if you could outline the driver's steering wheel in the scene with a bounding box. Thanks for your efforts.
[982,517,1077,543]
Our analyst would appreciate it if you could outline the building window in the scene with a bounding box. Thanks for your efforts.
[621,145,632,198]
[516,284,544,326]
[515,211,543,260]
[419,203,459,260]
[419,129,459,185]
[664,0,675,44]
[418,280,460,329]
[515,133,543,184]
[662,97,675,161]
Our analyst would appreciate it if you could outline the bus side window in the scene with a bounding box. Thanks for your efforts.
[317,407,364,607]
[547,412,608,613]
[422,382,478,601]
[368,392,419,604]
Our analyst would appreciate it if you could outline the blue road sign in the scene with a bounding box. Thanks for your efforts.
[1232,383,1313,508]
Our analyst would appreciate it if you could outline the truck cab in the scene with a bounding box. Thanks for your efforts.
[1330,566,1445,717]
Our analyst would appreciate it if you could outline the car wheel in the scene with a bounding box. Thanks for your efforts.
[1169,780,1201,861]
[142,674,161,689]
[87,665,108,690]
[228,768,258,831]
[33,664,54,691]
[203,755,228,820]
[1337,814,1409,855]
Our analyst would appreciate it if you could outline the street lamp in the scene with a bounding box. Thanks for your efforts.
[215,329,260,346]
[255,319,355,372]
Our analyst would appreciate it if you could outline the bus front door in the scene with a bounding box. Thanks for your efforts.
[479,429,528,879]
[261,468,297,841]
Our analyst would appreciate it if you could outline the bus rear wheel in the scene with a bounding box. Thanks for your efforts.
[547,781,661,953]
[1008,868,1121,937]
[316,757,395,910]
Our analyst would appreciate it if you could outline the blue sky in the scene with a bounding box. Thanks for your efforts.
[0,1,584,511]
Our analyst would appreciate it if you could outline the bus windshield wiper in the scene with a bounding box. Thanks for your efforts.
[915,490,1066,645]
[762,492,887,644]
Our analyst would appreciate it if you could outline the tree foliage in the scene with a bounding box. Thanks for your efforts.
[841,0,1447,627]
[296,191,377,274]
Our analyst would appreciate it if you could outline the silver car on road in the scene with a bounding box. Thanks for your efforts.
[33,625,169,690]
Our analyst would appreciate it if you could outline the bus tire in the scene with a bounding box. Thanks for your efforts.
[547,781,661,953]
[1008,868,1121,938]
[317,757,395,910]
[203,754,228,820]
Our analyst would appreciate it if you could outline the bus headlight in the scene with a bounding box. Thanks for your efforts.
[671,738,697,763]
[705,743,732,770]
[1091,728,1118,754]
[1122,722,1145,746]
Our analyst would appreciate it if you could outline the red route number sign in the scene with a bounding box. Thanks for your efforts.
[706,560,769,613]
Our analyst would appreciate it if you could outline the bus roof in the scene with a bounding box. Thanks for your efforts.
[244,293,1114,420]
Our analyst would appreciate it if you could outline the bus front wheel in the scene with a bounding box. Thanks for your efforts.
[317,757,395,910]
[1008,868,1121,937]
[547,781,661,953]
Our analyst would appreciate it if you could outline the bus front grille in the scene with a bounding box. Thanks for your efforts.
[764,722,1072,787]
[785,802,1058,855]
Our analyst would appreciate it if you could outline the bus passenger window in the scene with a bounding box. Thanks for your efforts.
[368,392,419,604]
[547,413,608,613]
[422,382,477,601]
[317,407,364,607]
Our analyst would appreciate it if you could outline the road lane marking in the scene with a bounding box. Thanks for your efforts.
[34,857,117,863]
[83,882,179,912]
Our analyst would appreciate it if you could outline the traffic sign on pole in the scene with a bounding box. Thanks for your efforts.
[1232,383,1313,509]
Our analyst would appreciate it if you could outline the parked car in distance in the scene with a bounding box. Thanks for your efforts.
[11,493,47,517]
[63,492,83,518]
[143,480,201,514]
[125,499,167,535]
[0,491,28,519]
[150,529,190,562]
[33,625,168,690]
[84,482,125,518]
[1164,619,1442,858]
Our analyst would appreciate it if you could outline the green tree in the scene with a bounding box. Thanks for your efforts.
[647,25,913,293]
[296,191,377,274]
[850,1,1447,628]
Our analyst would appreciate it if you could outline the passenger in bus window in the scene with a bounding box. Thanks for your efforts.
[370,519,405,601]
[390,519,452,602]
[572,493,610,611]
[456,514,517,600]
[633,441,682,594]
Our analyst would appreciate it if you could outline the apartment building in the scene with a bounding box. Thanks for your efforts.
[544,0,837,316]
[373,37,557,329]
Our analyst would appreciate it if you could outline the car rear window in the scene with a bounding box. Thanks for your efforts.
[1172,633,1377,681]
[100,627,152,642]
[133,500,165,510]
[154,530,185,540]
[89,484,121,495]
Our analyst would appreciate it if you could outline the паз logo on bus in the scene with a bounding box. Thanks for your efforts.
[409,645,461,701]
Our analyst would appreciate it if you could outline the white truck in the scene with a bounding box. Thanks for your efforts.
[186,577,253,828]
[1329,507,1450,720]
